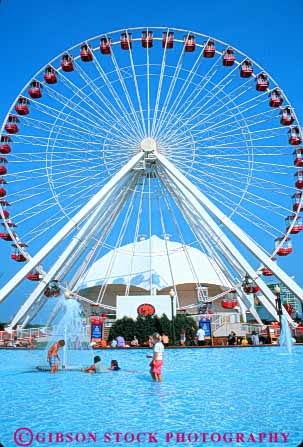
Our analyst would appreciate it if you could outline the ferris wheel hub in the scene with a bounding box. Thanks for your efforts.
[140,137,157,153]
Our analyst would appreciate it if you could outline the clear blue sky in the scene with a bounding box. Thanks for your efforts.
[0,0,303,322]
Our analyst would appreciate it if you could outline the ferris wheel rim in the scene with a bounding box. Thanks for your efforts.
[0,25,302,262]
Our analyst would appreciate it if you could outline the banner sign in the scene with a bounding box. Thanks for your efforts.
[199,318,211,337]
[89,316,103,341]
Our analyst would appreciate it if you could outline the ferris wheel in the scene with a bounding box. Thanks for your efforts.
[0,26,303,328]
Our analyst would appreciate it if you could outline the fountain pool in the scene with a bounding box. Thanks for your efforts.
[0,346,302,447]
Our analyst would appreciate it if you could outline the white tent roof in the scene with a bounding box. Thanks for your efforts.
[77,235,229,290]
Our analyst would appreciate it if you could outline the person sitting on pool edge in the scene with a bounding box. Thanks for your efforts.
[82,355,106,373]
[108,360,121,371]
[47,339,65,373]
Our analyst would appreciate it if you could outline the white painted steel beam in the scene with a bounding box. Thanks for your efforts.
[158,168,266,326]
[1,152,144,307]
[156,152,303,303]
[7,175,135,329]
[156,153,294,324]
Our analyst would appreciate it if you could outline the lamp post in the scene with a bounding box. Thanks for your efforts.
[274,284,283,335]
[169,288,176,346]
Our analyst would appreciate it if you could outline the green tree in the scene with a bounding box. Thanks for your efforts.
[108,317,136,341]
[174,314,197,345]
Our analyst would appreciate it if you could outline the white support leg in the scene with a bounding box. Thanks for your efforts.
[156,156,292,324]
[7,178,133,329]
[0,152,143,305]
[156,152,303,303]
[159,170,265,326]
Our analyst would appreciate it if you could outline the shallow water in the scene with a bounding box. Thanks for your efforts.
[0,346,302,446]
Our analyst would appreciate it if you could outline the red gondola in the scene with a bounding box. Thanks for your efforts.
[44,280,61,297]
[0,232,16,241]
[0,209,9,219]
[11,242,28,248]
[11,253,27,262]
[80,44,93,62]
[269,88,283,107]
[0,188,6,197]
[0,161,7,176]
[184,34,196,52]
[262,258,276,276]
[285,215,303,234]
[28,80,43,99]
[292,192,303,212]
[100,37,111,54]
[142,31,153,48]
[120,32,132,50]
[293,148,303,167]
[242,275,260,294]
[222,48,236,66]
[288,127,302,146]
[61,54,74,72]
[221,290,237,309]
[221,299,238,309]
[275,237,292,256]
[44,66,57,84]
[256,73,269,91]
[2,221,16,227]
[280,107,295,126]
[240,59,253,78]
[0,136,11,155]
[262,267,272,276]
[5,115,19,134]
[162,31,174,49]
[295,170,303,189]
[0,157,7,178]
[283,303,293,317]
[203,39,215,58]
[27,271,42,281]
[15,97,30,115]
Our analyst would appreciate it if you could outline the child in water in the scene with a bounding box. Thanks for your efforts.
[109,360,121,371]
[47,339,65,373]
[82,355,105,373]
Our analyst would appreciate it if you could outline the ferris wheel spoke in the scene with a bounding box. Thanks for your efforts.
[96,172,142,304]
[126,35,147,135]
[125,174,147,296]
[159,45,207,131]
[183,161,292,201]
[72,185,132,289]
[175,159,293,218]
[155,170,202,288]
[29,97,136,144]
[72,58,143,140]
[43,83,137,143]
[157,51,239,139]
[170,110,280,147]
[89,46,143,138]
[162,76,259,142]
[151,29,169,136]
[197,106,279,140]
[167,165,281,239]
[188,87,269,136]
[108,38,145,137]
[21,115,135,147]
[55,67,139,140]
[153,35,187,137]
[17,174,112,231]
[12,132,136,154]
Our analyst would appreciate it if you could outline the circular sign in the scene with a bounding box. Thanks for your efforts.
[137,303,156,317]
